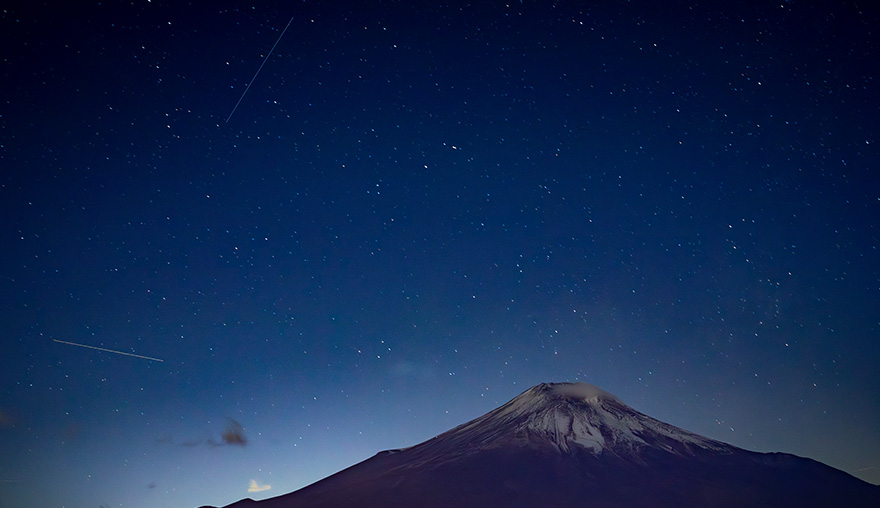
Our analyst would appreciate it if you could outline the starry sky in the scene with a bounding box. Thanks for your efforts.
[1,1,878,507]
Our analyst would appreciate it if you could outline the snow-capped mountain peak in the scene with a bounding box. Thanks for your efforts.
[207,382,880,508]
[412,382,729,458]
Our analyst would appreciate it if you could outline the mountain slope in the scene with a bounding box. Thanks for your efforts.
[207,383,880,508]
[400,382,731,458]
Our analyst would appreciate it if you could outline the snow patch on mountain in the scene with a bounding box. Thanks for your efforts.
[414,382,731,459]
[547,382,619,402]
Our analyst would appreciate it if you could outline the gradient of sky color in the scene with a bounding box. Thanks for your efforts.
[1,2,878,507]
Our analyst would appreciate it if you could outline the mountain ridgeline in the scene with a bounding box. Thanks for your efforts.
[205,383,880,508]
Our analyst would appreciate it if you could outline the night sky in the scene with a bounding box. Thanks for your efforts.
[2,1,878,507]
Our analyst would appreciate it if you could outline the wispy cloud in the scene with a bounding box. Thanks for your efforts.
[161,418,248,448]
[221,419,247,446]
[248,479,271,492]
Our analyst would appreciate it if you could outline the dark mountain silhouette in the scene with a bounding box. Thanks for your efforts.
[203,382,880,507]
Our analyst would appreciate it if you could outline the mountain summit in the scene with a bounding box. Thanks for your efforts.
[416,382,729,457]
[209,383,880,508]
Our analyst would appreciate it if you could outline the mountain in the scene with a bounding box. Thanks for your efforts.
[205,382,880,508]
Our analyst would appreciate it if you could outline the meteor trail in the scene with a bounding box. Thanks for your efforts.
[53,339,164,362]
[225,17,294,123]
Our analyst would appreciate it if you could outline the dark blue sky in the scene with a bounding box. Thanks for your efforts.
[2,1,878,507]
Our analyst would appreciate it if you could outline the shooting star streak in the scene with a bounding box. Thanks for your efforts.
[854,466,876,472]
[53,339,164,362]
[225,17,294,123]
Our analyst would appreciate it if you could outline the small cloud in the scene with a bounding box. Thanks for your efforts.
[222,419,247,446]
[163,418,248,448]
[248,479,271,492]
